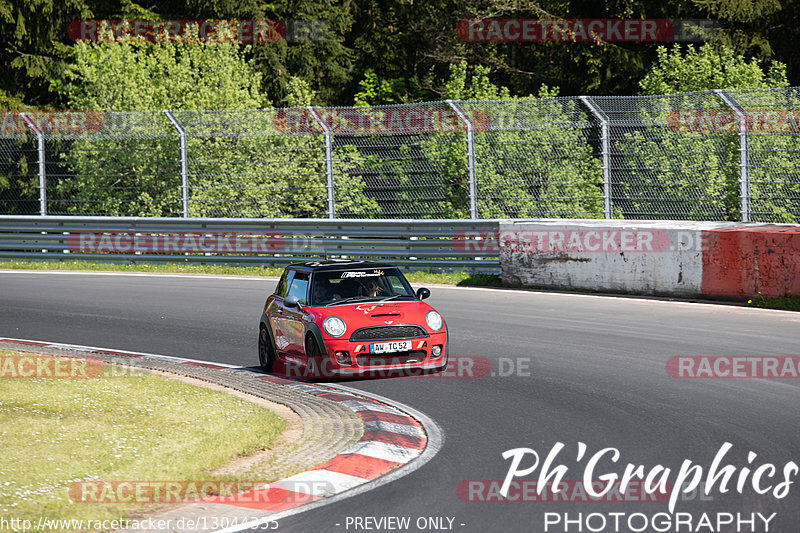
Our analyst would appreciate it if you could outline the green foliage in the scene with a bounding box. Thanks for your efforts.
[445,62,602,219]
[693,0,781,21]
[183,115,379,218]
[615,125,740,220]
[284,76,314,108]
[640,43,789,95]
[56,40,268,111]
[335,61,603,219]
[470,98,604,218]
[353,71,407,107]
[617,48,798,222]
[48,40,268,216]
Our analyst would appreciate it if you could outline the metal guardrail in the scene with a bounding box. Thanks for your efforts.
[0,216,501,272]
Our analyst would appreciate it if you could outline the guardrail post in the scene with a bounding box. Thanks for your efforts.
[163,110,189,218]
[579,96,611,219]
[19,113,46,216]
[446,100,478,219]
[714,89,750,222]
[307,107,335,219]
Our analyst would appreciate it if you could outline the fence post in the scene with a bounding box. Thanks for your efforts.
[19,113,46,216]
[714,90,750,222]
[446,100,478,219]
[306,107,335,219]
[163,110,189,218]
[579,96,611,219]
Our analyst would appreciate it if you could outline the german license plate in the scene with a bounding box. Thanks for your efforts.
[370,340,412,354]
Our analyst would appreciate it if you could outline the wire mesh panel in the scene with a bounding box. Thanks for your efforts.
[1,90,800,221]
[173,109,328,218]
[465,97,603,218]
[321,102,470,218]
[46,112,180,216]
[0,128,39,215]
[727,87,800,223]
[593,92,737,221]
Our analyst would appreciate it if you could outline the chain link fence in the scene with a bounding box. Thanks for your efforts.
[2,87,799,222]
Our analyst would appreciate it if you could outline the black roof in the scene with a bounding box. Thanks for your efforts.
[287,259,397,272]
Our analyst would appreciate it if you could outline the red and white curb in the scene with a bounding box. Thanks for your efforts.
[0,337,444,532]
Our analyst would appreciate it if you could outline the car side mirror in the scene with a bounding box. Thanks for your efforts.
[284,295,300,308]
[416,287,431,301]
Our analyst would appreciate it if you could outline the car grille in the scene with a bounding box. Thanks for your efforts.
[356,351,427,367]
[349,325,428,341]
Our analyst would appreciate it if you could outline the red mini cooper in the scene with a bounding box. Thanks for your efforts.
[258,260,448,378]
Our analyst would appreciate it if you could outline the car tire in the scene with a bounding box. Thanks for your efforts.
[306,333,322,358]
[258,324,276,372]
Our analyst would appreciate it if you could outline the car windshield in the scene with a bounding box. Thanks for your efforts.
[310,267,416,306]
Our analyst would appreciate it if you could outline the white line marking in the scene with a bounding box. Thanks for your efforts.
[339,399,407,415]
[342,441,422,463]
[361,420,425,437]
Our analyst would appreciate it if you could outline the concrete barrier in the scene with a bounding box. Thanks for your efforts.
[498,220,800,300]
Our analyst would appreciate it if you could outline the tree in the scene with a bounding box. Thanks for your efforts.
[447,63,603,218]
[337,61,603,219]
[51,38,269,216]
[639,43,788,95]
[614,43,797,222]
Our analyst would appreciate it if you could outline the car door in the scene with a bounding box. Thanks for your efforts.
[284,271,310,359]
[267,269,294,356]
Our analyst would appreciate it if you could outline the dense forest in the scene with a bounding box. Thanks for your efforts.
[0,0,795,110]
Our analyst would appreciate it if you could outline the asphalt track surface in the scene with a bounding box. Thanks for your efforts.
[2,271,800,533]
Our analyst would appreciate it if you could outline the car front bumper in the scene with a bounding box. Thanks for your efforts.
[314,330,448,378]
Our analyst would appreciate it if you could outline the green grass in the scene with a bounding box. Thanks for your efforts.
[0,259,285,278]
[0,259,503,287]
[747,294,800,312]
[0,351,286,528]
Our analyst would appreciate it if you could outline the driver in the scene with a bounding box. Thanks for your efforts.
[362,277,383,297]
[312,278,334,304]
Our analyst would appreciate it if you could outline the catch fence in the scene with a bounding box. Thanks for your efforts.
[2,87,799,223]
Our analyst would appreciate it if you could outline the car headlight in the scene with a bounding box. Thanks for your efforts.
[426,311,443,331]
[323,316,347,337]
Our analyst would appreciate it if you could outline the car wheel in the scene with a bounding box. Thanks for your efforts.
[258,325,276,372]
[306,334,321,358]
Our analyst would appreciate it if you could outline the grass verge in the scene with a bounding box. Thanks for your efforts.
[747,294,800,312]
[0,351,286,528]
[0,259,503,287]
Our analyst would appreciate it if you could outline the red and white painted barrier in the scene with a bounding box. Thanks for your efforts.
[500,220,800,299]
